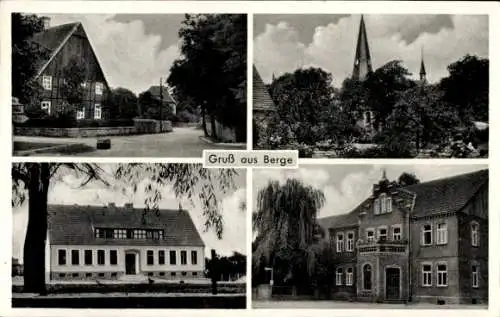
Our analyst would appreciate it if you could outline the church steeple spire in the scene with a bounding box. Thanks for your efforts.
[419,46,427,83]
[352,15,373,81]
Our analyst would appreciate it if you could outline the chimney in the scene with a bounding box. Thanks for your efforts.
[124,203,133,208]
[42,17,51,29]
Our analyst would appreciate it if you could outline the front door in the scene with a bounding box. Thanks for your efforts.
[385,268,400,300]
[125,253,136,275]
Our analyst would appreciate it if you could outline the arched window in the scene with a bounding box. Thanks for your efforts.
[363,264,372,290]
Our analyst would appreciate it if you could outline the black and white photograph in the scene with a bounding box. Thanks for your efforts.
[11,13,247,157]
[11,163,246,308]
[252,165,488,308]
[253,14,489,158]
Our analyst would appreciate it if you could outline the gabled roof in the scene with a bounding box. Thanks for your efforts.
[48,204,205,247]
[318,169,488,230]
[147,86,175,103]
[253,65,276,112]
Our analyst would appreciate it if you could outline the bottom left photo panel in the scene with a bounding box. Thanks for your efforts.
[11,163,247,309]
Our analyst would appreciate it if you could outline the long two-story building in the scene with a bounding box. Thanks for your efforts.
[318,169,488,304]
[46,203,205,282]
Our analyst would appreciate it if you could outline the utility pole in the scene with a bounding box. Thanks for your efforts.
[159,77,163,132]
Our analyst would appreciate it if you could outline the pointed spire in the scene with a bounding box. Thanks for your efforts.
[352,15,373,81]
[272,73,276,82]
[382,169,387,181]
[419,46,427,82]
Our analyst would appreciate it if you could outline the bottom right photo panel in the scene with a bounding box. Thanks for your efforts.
[252,164,488,309]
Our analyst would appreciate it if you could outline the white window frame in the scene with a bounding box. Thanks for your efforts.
[436,222,448,245]
[378,226,388,241]
[76,106,85,120]
[42,75,52,90]
[386,196,392,213]
[392,225,402,241]
[436,262,448,287]
[335,268,343,286]
[94,103,102,119]
[380,193,387,214]
[421,262,432,287]
[336,232,344,252]
[472,264,479,288]
[41,101,51,115]
[374,198,380,215]
[471,222,479,247]
[422,224,433,246]
[346,267,353,286]
[346,231,355,252]
[366,228,375,243]
[95,82,103,95]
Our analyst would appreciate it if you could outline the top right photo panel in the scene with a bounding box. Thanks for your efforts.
[253,14,489,158]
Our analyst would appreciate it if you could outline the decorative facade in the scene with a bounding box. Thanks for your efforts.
[318,169,488,304]
[46,203,205,282]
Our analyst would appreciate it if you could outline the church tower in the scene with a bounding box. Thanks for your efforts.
[352,15,373,81]
[419,47,427,84]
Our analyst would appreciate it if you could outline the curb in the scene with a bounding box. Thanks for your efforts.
[199,136,246,148]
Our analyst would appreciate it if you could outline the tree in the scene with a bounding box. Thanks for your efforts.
[397,172,420,186]
[11,13,49,105]
[108,88,138,119]
[12,163,238,293]
[439,55,489,122]
[137,90,161,119]
[58,57,86,117]
[168,14,247,142]
[253,179,325,291]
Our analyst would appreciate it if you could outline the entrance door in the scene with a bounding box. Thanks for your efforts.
[385,268,400,300]
[125,253,136,275]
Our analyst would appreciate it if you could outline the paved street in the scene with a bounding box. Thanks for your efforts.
[13,127,246,157]
[253,300,487,309]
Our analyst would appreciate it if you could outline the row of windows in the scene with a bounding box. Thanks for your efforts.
[146,250,198,266]
[334,231,355,252]
[42,75,103,95]
[335,267,354,286]
[56,271,198,278]
[374,193,392,215]
[421,221,480,246]
[40,101,101,119]
[365,225,402,243]
[95,228,164,240]
[421,262,449,287]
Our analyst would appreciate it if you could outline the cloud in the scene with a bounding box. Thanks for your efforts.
[254,15,488,86]
[46,14,181,95]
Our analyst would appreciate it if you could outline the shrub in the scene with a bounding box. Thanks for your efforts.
[18,117,135,128]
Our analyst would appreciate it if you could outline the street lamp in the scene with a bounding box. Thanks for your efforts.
[264,267,274,286]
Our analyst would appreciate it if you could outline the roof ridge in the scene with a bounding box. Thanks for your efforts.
[404,169,487,190]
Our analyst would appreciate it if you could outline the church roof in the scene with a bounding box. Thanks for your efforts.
[48,204,205,247]
[253,65,276,112]
[352,15,373,81]
[318,169,488,230]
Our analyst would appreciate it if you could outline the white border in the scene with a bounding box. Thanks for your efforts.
[1,1,499,317]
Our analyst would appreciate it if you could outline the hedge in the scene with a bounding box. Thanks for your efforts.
[17,118,135,128]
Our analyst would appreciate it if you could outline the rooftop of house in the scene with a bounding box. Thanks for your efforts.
[147,86,175,104]
[318,169,488,230]
[253,65,276,112]
[48,204,205,247]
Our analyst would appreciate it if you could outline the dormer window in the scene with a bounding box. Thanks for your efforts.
[42,75,52,90]
[374,193,392,214]
[374,198,380,214]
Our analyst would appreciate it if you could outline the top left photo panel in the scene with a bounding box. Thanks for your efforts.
[11,13,247,157]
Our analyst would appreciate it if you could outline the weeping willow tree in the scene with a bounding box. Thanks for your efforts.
[252,178,326,292]
[12,163,238,294]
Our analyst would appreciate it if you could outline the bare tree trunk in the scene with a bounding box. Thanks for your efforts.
[23,163,50,294]
[210,113,218,140]
[201,106,208,137]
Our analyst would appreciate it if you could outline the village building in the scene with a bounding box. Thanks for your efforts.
[252,65,277,146]
[45,203,205,282]
[318,169,488,304]
[30,19,111,120]
[145,85,177,116]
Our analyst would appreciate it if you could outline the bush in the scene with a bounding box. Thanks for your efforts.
[18,117,135,128]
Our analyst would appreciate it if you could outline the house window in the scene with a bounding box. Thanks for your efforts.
[97,250,105,265]
[147,250,154,265]
[191,250,198,265]
[159,230,164,240]
[134,229,146,239]
[84,250,92,265]
[181,250,187,265]
[346,232,354,251]
[374,198,380,215]
[42,75,52,90]
[95,228,101,238]
[153,231,160,240]
[94,103,102,119]
[422,224,432,245]
[380,194,387,213]
[386,196,392,213]
[472,264,479,288]
[378,227,387,241]
[471,222,479,247]
[335,268,343,286]
[76,106,85,120]
[95,82,103,95]
[171,272,176,277]
[81,81,87,88]
[437,223,448,245]
[346,267,354,286]
[41,101,51,115]
[58,249,66,265]
[159,250,165,265]
[114,229,126,239]
[71,250,79,265]
[437,263,448,287]
[110,250,117,265]
[392,226,402,241]
[170,251,177,265]
[366,229,375,243]
[363,264,372,290]
[422,263,432,286]
[336,233,344,252]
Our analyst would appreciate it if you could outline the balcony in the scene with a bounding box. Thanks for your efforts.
[357,239,408,254]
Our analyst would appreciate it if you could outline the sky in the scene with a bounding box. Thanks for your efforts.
[42,14,185,95]
[254,14,488,86]
[12,165,247,262]
[253,164,488,220]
